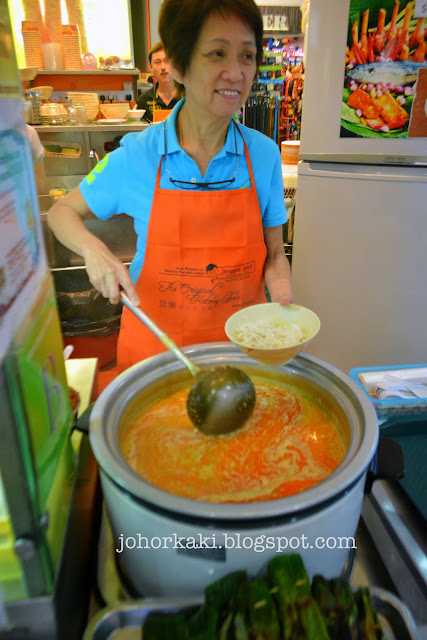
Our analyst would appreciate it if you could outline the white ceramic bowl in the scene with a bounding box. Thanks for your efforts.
[225,302,321,366]
[127,109,146,120]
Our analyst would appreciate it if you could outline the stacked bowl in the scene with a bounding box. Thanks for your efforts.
[66,92,100,121]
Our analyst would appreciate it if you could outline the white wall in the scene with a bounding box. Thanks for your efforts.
[149,0,304,49]
[149,0,162,48]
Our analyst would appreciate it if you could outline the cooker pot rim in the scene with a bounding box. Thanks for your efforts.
[89,344,378,520]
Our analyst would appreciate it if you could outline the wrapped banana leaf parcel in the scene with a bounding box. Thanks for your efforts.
[142,553,386,639]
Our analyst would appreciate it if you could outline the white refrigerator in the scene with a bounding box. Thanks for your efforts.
[292,0,427,373]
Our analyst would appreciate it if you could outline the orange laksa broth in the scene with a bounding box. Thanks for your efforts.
[120,377,346,504]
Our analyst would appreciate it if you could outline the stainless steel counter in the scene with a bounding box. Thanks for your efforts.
[34,122,150,181]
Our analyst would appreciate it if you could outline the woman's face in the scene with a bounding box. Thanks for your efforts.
[174,11,257,120]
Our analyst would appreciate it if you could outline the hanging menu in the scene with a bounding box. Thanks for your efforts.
[0,108,47,362]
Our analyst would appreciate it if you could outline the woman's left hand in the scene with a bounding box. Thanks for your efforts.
[263,226,293,306]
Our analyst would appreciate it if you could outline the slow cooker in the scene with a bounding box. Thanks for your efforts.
[89,343,378,596]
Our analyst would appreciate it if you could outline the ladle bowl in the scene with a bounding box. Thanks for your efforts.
[120,294,256,435]
[187,365,256,435]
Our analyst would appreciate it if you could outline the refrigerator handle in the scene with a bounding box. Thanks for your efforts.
[298,162,427,182]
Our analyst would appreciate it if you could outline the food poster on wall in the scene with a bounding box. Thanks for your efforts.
[342,0,427,138]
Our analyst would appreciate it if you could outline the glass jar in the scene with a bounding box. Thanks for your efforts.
[65,101,78,125]
[73,103,87,124]
[41,102,63,125]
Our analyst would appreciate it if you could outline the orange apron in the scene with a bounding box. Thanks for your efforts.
[117,127,267,370]
[153,108,173,123]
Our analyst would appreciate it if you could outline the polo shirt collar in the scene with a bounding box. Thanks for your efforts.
[159,99,244,159]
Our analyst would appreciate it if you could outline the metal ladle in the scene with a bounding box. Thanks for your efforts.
[121,293,256,436]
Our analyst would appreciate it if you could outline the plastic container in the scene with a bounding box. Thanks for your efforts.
[49,187,67,200]
[42,43,64,70]
[281,140,300,164]
[350,363,427,420]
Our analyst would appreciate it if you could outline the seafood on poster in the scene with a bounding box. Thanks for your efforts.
[341,0,427,138]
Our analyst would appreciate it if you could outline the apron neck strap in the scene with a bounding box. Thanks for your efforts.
[159,119,256,189]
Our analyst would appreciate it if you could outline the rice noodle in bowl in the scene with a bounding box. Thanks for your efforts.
[231,319,305,349]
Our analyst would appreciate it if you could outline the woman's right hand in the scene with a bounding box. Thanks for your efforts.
[82,236,139,306]
[47,186,140,306]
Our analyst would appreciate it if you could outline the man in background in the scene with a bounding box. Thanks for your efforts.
[137,42,180,123]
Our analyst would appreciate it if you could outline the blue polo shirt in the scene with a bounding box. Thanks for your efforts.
[80,99,286,283]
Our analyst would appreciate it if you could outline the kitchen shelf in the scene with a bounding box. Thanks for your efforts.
[33,69,141,95]
[33,123,149,133]
[35,69,140,76]
[35,122,150,177]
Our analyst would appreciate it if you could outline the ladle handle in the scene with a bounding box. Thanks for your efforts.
[120,293,201,378]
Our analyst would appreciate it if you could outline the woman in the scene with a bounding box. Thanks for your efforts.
[47,0,292,372]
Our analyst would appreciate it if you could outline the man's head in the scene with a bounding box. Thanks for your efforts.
[148,41,173,89]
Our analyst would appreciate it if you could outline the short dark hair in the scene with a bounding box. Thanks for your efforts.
[159,0,263,77]
[148,41,165,64]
